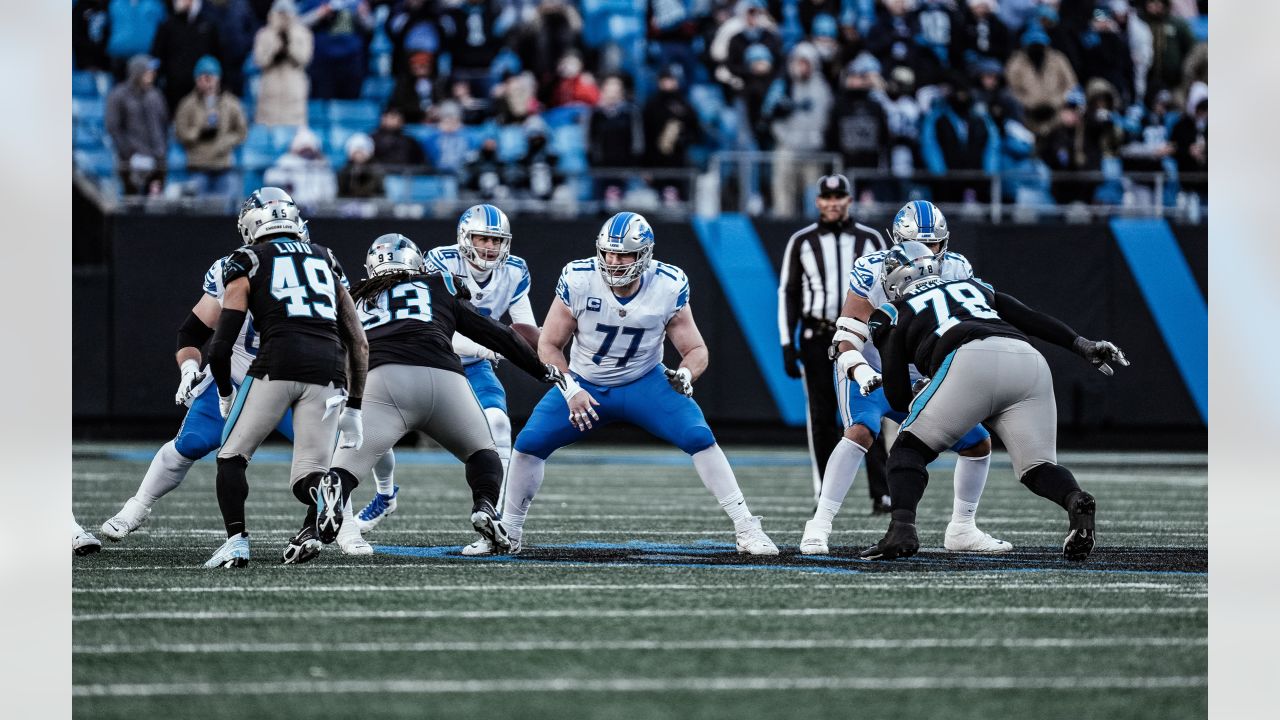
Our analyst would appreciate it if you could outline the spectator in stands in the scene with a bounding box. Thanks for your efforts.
[252,0,313,127]
[920,71,1000,202]
[739,43,779,151]
[550,52,600,108]
[589,74,644,208]
[1084,78,1129,204]
[997,0,1040,32]
[866,0,941,87]
[972,56,1023,125]
[439,0,507,96]
[829,54,889,176]
[264,126,337,206]
[492,70,541,125]
[912,0,964,72]
[371,107,427,168]
[514,116,563,202]
[880,63,924,185]
[1171,95,1206,197]
[643,64,698,202]
[1136,0,1194,106]
[645,0,705,92]
[389,50,440,124]
[762,41,831,217]
[174,55,247,197]
[206,0,257,97]
[710,0,783,102]
[517,0,584,105]
[450,78,492,125]
[961,0,1012,67]
[1028,4,1084,82]
[105,0,168,81]
[422,101,472,174]
[809,13,845,88]
[1080,6,1135,107]
[780,0,843,36]
[151,0,224,113]
[463,137,513,200]
[1039,87,1091,204]
[74,0,113,73]
[106,54,170,195]
[337,131,385,198]
[300,0,374,100]
[1005,27,1078,137]
[386,0,440,79]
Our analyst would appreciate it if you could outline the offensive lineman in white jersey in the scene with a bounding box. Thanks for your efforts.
[496,212,779,555]
[800,200,1008,554]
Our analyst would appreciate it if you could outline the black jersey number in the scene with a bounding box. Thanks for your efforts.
[271,256,337,320]
[906,281,999,337]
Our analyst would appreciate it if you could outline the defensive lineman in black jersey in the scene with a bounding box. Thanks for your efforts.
[334,234,562,552]
[856,242,1129,562]
[205,190,370,567]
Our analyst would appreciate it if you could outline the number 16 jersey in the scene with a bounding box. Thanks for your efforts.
[556,258,689,387]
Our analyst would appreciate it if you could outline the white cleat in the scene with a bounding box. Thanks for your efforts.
[800,519,832,555]
[337,517,373,556]
[355,486,398,534]
[203,534,250,568]
[735,516,780,556]
[73,530,103,556]
[461,536,494,556]
[101,498,151,541]
[944,522,1013,553]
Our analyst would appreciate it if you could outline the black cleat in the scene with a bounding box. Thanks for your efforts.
[1063,491,1096,561]
[282,525,322,565]
[870,495,893,516]
[859,520,920,560]
[470,500,511,553]
[313,472,344,544]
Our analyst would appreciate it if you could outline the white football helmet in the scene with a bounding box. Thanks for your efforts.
[881,241,941,301]
[365,234,425,277]
[890,200,949,255]
[595,211,655,288]
[237,187,304,244]
[456,204,512,271]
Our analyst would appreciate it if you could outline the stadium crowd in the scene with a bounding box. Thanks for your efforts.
[72,0,1208,214]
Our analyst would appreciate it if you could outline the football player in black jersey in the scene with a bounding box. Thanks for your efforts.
[334,234,564,553]
[856,242,1129,562]
[204,189,370,567]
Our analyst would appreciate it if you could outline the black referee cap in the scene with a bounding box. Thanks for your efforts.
[817,174,851,197]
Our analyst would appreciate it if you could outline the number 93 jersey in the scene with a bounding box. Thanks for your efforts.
[557,258,689,386]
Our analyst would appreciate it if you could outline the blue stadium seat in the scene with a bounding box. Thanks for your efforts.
[497,125,528,162]
[267,125,302,153]
[327,125,358,155]
[360,76,395,104]
[384,174,458,203]
[72,97,106,122]
[542,104,590,128]
[327,99,381,129]
[402,124,440,153]
[74,122,107,149]
[72,72,100,98]
[307,100,329,127]
[558,149,588,175]
[167,142,186,172]
[688,84,725,127]
[551,124,586,156]
[74,148,116,178]
[239,145,278,171]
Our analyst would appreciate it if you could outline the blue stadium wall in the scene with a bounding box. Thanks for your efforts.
[73,215,1206,448]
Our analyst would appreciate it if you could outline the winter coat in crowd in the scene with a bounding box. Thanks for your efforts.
[1004,31,1078,136]
[174,86,248,170]
[106,0,167,66]
[150,0,223,112]
[264,127,337,206]
[105,55,170,170]
[762,43,833,152]
[642,82,698,168]
[252,2,313,126]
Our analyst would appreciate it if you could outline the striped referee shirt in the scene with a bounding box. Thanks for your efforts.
[778,217,887,346]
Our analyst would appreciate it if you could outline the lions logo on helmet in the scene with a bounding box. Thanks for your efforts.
[881,241,942,301]
[237,187,304,245]
[595,212,655,288]
[365,234,425,277]
[456,204,513,271]
[890,200,949,255]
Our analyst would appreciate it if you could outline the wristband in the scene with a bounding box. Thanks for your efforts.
[558,373,584,402]
[832,317,869,351]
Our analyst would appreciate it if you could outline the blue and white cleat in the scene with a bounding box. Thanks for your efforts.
[356,486,398,534]
[314,473,344,544]
[204,534,250,568]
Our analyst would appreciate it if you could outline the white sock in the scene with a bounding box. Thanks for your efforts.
[134,440,196,508]
[813,438,868,525]
[691,445,755,528]
[485,408,513,507]
[951,453,991,525]
[373,450,395,496]
[501,450,545,539]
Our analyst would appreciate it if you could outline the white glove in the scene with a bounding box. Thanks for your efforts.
[175,359,206,406]
[337,407,364,450]
[664,367,694,397]
[218,387,236,419]
[853,364,882,397]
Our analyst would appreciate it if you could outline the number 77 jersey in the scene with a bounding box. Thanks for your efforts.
[557,257,690,386]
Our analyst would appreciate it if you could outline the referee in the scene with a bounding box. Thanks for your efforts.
[777,174,890,506]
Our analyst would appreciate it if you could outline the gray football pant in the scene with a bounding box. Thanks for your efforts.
[901,336,1057,477]
[331,364,496,479]
[217,376,343,486]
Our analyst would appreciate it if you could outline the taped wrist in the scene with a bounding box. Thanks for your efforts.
[177,311,215,352]
[209,309,246,396]
[558,373,584,402]
[833,317,870,351]
[836,348,872,380]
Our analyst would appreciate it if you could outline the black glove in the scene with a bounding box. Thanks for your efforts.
[542,363,566,388]
[1072,336,1130,376]
[782,345,802,379]
[912,376,931,396]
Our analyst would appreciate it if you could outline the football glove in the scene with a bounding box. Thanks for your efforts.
[857,369,883,397]
[337,407,364,450]
[912,376,931,396]
[665,367,694,397]
[218,388,236,419]
[782,345,802,379]
[1073,337,1130,376]
[175,359,206,406]
[543,363,566,387]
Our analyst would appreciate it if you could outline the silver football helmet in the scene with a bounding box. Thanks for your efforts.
[365,234,425,277]
[237,187,304,244]
[456,204,512,271]
[890,200,949,255]
[595,211,655,288]
[881,241,941,301]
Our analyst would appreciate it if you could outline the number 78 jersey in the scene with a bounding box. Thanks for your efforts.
[556,257,690,386]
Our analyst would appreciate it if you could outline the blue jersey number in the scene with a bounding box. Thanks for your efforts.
[592,324,645,367]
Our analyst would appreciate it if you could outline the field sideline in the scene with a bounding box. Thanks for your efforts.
[72,442,1207,719]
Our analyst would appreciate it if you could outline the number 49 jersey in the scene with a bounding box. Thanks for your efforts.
[222,239,349,388]
[557,258,689,386]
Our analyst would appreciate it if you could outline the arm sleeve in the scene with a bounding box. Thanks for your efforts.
[454,299,546,380]
[873,306,913,413]
[777,232,804,347]
[507,293,537,326]
[452,332,494,359]
[993,291,1079,350]
[208,309,247,396]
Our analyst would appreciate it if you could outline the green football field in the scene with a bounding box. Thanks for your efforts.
[72,442,1207,720]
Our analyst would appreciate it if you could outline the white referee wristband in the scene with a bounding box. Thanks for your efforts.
[558,373,584,402]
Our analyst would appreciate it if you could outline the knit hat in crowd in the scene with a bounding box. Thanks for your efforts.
[847,52,882,77]
[194,55,221,80]
[812,13,838,38]
[1021,27,1050,47]
[745,43,773,66]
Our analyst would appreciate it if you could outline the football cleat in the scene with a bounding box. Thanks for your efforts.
[470,500,511,553]
[356,486,398,533]
[73,529,103,556]
[1062,491,1097,561]
[336,515,373,556]
[800,519,832,555]
[859,519,920,560]
[944,522,1013,553]
[461,536,495,556]
[281,526,322,565]
[735,516,780,556]
[100,498,151,541]
[313,473,344,544]
[203,534,250,568]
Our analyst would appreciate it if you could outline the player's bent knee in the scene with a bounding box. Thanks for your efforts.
[844,424,875,447]
[175,432,219,461]
[889,431,941,471]
[484,408,512,443]
[677,425,717,456]
[957,436,993,457]
[465,448,503,475]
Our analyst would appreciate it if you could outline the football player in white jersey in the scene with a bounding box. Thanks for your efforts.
[496,212,779,555]
[353,205,539,553]
[97,189,381,555]
[800,201,1008,555]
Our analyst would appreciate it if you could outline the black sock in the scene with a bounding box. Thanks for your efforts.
[465,449,503,510]
[329,467,360,506]
[1020,463,1083,510]
[216,456,250,538]
[293,472,325,529]
[885,432,940,525]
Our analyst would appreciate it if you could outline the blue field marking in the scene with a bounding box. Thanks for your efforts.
[1110,218,1207,424]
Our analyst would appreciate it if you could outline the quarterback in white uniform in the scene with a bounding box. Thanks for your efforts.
[497,211,778,555]
[800,200,1007,555]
